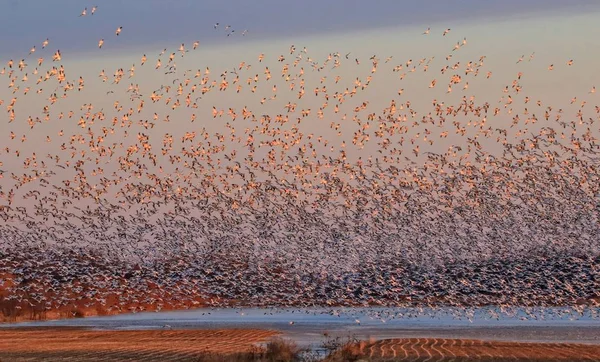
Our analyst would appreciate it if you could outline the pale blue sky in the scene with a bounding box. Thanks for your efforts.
[1,0,599,58]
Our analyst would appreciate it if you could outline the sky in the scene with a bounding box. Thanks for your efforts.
[1,0,600,209]
[1,0,600,57]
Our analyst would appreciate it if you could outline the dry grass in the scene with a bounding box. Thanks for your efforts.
[1,329,599,361]
[323,337,600,362]
[195,338,302,362]
[0,328,280,361]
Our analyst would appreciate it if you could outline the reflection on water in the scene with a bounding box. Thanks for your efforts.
[4,307,600,347]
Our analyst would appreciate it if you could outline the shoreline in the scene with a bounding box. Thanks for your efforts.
[2,299,599,325]
[4,305,600,349]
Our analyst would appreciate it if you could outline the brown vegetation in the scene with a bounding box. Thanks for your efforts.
[0,328,280,361]
[0,329,598,361]
[323,338,600,362]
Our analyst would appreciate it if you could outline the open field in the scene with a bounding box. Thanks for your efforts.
[0,328,279,361]
[0,328,599,361]
[326,338,600,361]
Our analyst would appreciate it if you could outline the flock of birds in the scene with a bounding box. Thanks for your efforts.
[0,5,599,320]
